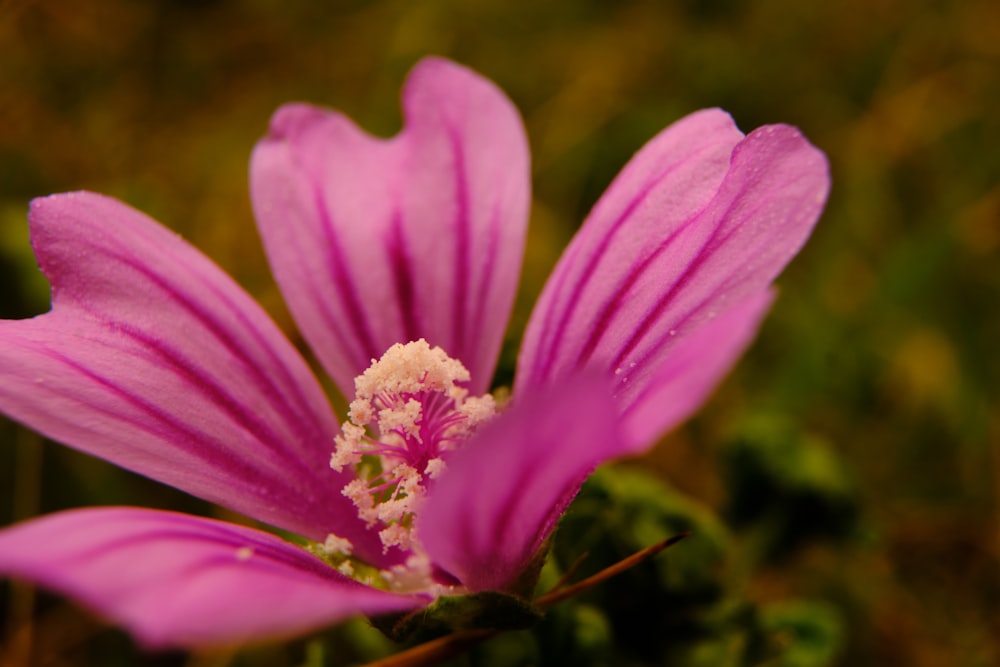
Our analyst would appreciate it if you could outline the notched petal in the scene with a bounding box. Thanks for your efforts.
[251,57,530,396]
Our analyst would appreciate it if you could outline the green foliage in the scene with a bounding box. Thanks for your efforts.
[548,466,847,667]
[757,601,844,667]
[722,414,860,560]
[558,466,731,603]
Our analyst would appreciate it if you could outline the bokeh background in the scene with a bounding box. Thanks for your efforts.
[0,1,997,665]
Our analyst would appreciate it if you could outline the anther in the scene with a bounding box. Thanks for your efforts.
[331,340,496,557]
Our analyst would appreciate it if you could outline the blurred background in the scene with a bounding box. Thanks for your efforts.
[0,0,997,665]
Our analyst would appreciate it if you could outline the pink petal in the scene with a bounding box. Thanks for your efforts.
[250,57,530,396]
[0,508,420,649]
[516,109,741,390]
[0,192,386,562]
[517,111,829,449]
[419,374,623,593]
[620,290,774,451]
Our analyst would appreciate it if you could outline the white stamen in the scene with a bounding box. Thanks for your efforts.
[381,553,452,595]
[323,534,354,557]
[425,458,447,479]
[330,339,497,569]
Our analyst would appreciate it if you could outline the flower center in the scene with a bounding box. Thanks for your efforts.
[329,339,495,560]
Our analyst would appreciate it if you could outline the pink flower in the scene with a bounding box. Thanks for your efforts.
[0,58,829,649]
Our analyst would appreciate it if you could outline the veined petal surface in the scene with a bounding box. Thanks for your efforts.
[251,57,530,396]
[420,374,623,593]
[518,110,829,449]
[0,508,420,649]
[0,192,385,561]
[620,289,774,450]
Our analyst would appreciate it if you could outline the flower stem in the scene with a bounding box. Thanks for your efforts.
[362,628,498,667]
[360,532,690,667]
[534,531,691,610]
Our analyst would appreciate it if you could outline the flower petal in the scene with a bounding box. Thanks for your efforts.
[517,111,829,449]
[419,374,623,593]
[250,57,530,396]
[0,192,386,561]
[516,109,741,391]
[0,508,420,649]
[620,289,774,450]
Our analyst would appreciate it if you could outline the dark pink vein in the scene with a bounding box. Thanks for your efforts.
[447,126,471,360]
[570,208,706,370]
[106,322,318,475]
[387,209,421,343]
[98,245,332,451]
[307,172,380,365]
[43,348,320,511]
[44,193,331,444]
[467,201,503,381]
[63,525,341,580]
[529,154,700,385]
[609,191,773,372]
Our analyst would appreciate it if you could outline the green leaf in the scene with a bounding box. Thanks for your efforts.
[721,414,859,558]
[758,600,844,667]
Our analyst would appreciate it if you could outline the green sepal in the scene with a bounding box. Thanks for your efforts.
[506,537,553,600]
[370,590,544,642]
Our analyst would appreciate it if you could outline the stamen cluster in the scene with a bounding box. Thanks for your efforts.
[331,340,496,555]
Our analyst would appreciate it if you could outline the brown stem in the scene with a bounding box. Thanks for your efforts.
[359,532,690,667]
[361,628,498,667]
[548,551,589,594]
[534,532,691,610]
